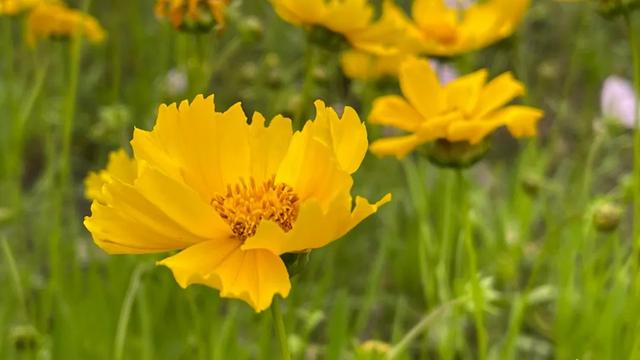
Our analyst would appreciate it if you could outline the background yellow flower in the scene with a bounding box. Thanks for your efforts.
[26,2,106,46]
[84,94,390,312]
[369,58,543,158]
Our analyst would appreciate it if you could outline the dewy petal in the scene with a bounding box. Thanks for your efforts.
[474,72,525,118]
[159,239,291,312]
[369,95,425,132]
[369,134,423,159]
[248,112,294,183]
[399,58,444,119]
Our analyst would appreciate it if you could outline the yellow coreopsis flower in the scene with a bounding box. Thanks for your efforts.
[369,58,543,159]
[26,2,106,46]
[270,0,403,54]
[84,94,390,312]
[155,0,229,32]
[0,0,39,15]
[409,0,530,56]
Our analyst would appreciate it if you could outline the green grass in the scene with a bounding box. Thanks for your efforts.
[2,0,640,359]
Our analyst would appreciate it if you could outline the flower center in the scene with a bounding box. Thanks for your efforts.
[211,177,300,241]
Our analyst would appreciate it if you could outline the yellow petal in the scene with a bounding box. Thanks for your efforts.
[369,135,422,159]
[444,69,488,116]
[159,240,291,312]
[446,120,501,144]
[84,149,137,202]
[337,193,392,238]
[475,72,525,117]
[270,0,327,26]
[248,112,294,183]
[276,124,353,207]
[323,0,372,34]
[133,163,230,240]
[329,105,368,174]
[369,95,425,132]
[494,105,544,138]
[399,58,443,119]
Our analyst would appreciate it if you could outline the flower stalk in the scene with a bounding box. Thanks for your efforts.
[271,296,291,360]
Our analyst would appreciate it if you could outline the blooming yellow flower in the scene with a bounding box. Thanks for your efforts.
[270,0,403,54]
[84,149,137,204]
[155,0,229,32]
[0,0,39,15]
[409,0,531,56]
[84,94,390,312]
[26,2,106,46]
[369,58,543,158]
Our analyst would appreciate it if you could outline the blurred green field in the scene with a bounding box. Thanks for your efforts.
[2,0,640,359]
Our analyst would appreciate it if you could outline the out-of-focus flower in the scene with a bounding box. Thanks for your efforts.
[339,1,424,79]
[601,75,637,128]
[0,0,39,15]
[84,149,137,204]
[356,340,391,360]
[592,202,623,233]
[155,0,229,32]
[26,2,106,46]
[270,0,405,54]
[408,0,531,56]
[164,68,189,97]
[84,94,391,312]
[369,58,543,160]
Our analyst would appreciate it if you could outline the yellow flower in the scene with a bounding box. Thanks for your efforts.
[339,1,422,80]
[155,0,229,32]
[369,58,543,159]
[84,94,390,312]
[26,2,106,46]
[0,0,40,15]
[270,0,403,54]
[409,0,531,56]
[84,149,137,204]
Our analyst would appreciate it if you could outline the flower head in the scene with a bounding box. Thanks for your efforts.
[84,94,390,312]
[369,58,543,159]
[601,75,637,128]
[0,0,40,15]
[270,0,403,54]
[155,0,229,32]
[26,2,106,46]
[409,0,530,56]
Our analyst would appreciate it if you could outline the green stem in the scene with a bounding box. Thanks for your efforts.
[295,31,316,129]
[386,298,465,359]
[114,263,149,360]
[458,170,487,360]
[1,237,28,320]
[437,170,455,303]
[625,13,640,268]
[271,296,291,360]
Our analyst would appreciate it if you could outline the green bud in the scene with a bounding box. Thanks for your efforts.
[422,139,490,169]
[238,16,263,42]
[593,202,623,233]
[521,173,542,197]
[355,340,391,360]
[9,324,41,352]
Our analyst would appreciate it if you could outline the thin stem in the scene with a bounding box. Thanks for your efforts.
[624,13,640,267]
[271,296,291,360]
[437,170,455,303]
[1,237,28,320]
[295,31,316,129]
[458,170,487,360]
[114,263,149,360]
[386,298,465,359]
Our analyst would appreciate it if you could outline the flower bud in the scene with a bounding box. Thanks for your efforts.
[238,16,263,42]
[355,340,391,360]
[9,324,41,352]
[422,139,490,168]
[592,202,623,233]
[521,173,542,198]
